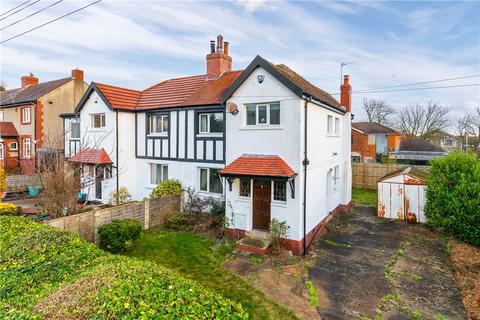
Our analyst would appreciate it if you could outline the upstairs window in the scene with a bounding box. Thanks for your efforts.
[21,107,31,124]
[149,114,168,134]
[441,139,454,147]
[327,115,340,136]
[71,122,80,139]
[91,113,105,128]
[335,118,340,135]
[199,168,222,194]
[199,112,223,134]
[150,164,168,185]
[246,102,280,126]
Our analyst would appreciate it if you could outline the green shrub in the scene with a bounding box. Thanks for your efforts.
[107,186,132,205]
[268,219,290,255]
[425,151,480,245]
[165,212,189,231]
[150,179,182,198]
[0,203,18,216]
[0,216,246,319]
[98,219,142,253]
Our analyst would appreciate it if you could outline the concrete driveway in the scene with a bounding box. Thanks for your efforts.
[309,205,466,320]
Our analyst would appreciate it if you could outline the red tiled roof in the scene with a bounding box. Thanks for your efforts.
[95,83,141,111]
[220,154,296,178]
[352,122,398,134]
[68,148,113,164]
[0,122,19,137]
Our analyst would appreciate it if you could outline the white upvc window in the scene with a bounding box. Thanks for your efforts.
[71,122,80,140]
[245,102,280,126]
[335,118,340,135]
[150,163,168,185]
[199,112,223,134]
[21,107,31,124]
[441,139,455,147]
[0,143,4,159]
[327,115,340,136]
[327,115,333,134]
[23,138,31,158]
[91,113,106,128]
[9,141,18,151]
[199,168,223,194]
[149,114,168,135]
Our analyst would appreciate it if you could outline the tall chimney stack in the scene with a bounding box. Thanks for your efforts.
[340,75,352,113]
[21,73,39,88]
[206,34,232,79]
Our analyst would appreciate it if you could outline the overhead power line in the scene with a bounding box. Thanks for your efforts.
[0,0,40,22]
[0,0,102,44]
[0,0,31,17]
[0,0,63,32]
[349,83,479,94]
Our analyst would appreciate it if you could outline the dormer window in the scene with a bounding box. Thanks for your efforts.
[245,102,280,126]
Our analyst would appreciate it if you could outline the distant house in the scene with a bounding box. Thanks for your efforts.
[351,122,401,162]
[0,70,87,174]
[427,130,461,152]
[389,138,447,165]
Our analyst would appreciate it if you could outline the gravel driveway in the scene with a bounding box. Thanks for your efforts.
[308,205,466,320]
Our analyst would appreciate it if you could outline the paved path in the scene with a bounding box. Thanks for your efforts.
[308,205,466,320]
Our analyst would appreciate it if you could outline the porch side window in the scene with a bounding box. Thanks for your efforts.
[199,112,223,134]
[150,164,168,185]
[239,179,251,197]
[245,102,281,126]
[71,122,80,139]
[149,114,168,134]
[199,168,222,194]
[91,113,106,128]
[273,181,287,202]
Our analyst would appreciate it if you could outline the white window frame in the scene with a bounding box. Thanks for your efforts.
[245,102,281,127]
[9,141,18,151]
[334,117,340,135]
[21,107,31,124]
[333,165,340,192]
[198,112,223,135]
[91,113,106,129]
[149,163,168,185]
[272,180,287,203]
[23,138,31,158]
[0,143,4,159]
[0,110,4,122]
[327,115,333,135]
[199,167,223,194]
[70,121,81,140]
[148,114,169,135]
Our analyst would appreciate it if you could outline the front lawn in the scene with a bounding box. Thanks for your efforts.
[352,188,377,208]
[124,231,297,320]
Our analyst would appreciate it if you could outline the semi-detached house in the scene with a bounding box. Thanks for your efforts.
[64,35,352,254]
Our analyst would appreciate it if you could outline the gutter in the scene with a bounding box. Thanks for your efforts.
[115,109,119,204]
[302,97,311,255]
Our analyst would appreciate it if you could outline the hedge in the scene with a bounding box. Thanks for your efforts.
[98,219,142,253]
[0,216,246,319]
[425,151,480,245]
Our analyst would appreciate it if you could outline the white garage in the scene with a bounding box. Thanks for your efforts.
[377,166,428,223]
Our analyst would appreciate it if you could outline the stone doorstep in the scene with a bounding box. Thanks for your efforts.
[236,236,271,255]
[246,229,269,239]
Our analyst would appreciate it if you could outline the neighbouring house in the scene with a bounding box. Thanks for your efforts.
[0,70,87,174]
[389,138,447,165]
[0,122,20,172]
[427,130,461,152]
[64,35,352,254]
[351,122,401,162]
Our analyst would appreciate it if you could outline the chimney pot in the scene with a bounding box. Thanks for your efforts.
[206,35,232,79]
[224,41,229,56]
[71,68,84,82]
[21,73,39,88]
[216,34,223,53]
[210,40,215,54]
[340,75,352,113]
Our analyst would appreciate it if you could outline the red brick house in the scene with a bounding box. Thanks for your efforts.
[0,122,20,172]
[351,122,401,162]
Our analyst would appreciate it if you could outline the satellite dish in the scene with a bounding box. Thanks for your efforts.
[227,102,239,115]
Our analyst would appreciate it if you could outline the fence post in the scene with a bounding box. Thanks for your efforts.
[93,207,99,245]
[144,198,150,230]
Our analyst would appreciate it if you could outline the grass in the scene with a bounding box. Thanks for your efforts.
[352,188,377,208]
[124,230,297,320]
[304,280,319,306]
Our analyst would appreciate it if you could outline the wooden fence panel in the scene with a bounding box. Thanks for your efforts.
[352,163,430,190]
[149,195,179,228]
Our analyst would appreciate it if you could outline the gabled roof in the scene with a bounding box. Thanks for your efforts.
[219,154,297,178]
[67,148,113,164]
[398,138,445,152]
[0,78,72,107]
[0,122,19,137]
[95,83,141,111]
[352,122,398,134]
[221,55,342,112]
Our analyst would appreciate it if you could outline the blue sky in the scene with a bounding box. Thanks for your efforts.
[1,0,479,125]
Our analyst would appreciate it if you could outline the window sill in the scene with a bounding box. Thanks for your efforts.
[198,191,224,197]
[271,200,287,208]
[239,126,284,131]
[197,133,223,138]
[326,134,340,137]
[147,133,168,138]
[236,196,250,203]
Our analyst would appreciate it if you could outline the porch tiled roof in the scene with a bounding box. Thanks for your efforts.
[68,148,113,164]
[220,154,296,178]
[0,122,19,137]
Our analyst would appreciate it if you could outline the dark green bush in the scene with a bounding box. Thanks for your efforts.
[425,151,480,245]
[0,216,246,319]
[150,179,182,198]
[98,219,142,253]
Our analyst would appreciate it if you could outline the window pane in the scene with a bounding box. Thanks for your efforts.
[162,165,168,181]
[209,169,223,194]
[162,116,169,133]
[270,103,280,125]
[210,113,223,133]
[93,115,100,128]
[150,164,156,184]
[239,179,250,197]
[200,114,208,133]
[327,115,332,133]
[101,114,105,127]
[258,105,267,124]
[335,118,340,135]
[200,168,208,191]
[71,122,80,139]
[246,105,256,125]
[273,181,286,201]
[155,116,162,133]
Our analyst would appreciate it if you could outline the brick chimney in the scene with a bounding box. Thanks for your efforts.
[340,75,352,113]
[71,68,84,82]
[21,73,39,88]
[206,35,232,79]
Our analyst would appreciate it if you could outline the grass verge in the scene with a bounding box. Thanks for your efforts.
[352,188,377,208]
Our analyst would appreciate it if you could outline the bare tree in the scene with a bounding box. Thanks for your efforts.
[362,98,395,125]
[396,101,450,140]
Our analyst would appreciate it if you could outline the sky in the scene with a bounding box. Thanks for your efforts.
[1,0,479,128]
